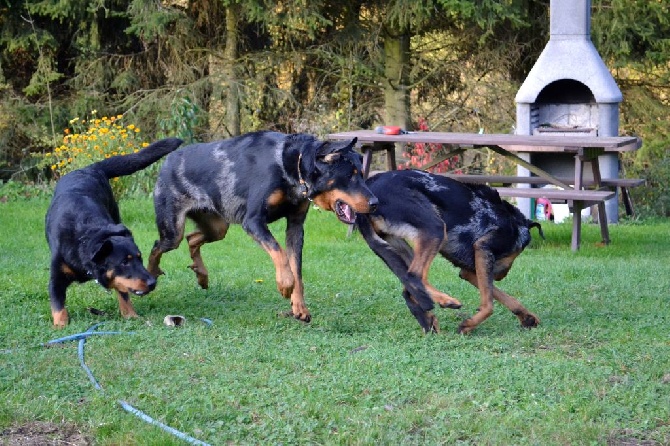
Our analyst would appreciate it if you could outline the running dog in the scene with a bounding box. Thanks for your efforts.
[356,169,542,334]
[147,131,378,322]
[46,137,184,327]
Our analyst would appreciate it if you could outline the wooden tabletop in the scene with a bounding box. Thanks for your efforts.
[326,130,642,153]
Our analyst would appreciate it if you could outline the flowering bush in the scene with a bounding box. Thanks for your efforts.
[400,117,461,173]
[39,111,151,197]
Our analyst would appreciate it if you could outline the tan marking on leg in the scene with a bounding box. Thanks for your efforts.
[457,236,496,334]
[288,253,310,322]
[52,308,69,328]
[186,231,210,289]
[117,291,138,319]
[491,286,540,328]
[147,245,164,278]
[60,264,76,276]
[263,244,294,299]
[185,218,229,289]
[266,189,286,207]
[409,234,461,308]
[425,283,462,309]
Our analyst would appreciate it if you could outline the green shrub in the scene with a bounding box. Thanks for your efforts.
[628,157,670,218]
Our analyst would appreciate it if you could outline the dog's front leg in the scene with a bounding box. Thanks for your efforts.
[116,291,139,319]
[402,290,439,334]
[243,218,295,304]
[284,211,310,322]
[457,237,496,334]
[49,269,71,328]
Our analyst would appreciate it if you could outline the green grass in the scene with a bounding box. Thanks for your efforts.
[1,198,669,445]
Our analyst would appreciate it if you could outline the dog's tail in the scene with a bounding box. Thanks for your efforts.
[529,221,545,240]
[93,137,183,179]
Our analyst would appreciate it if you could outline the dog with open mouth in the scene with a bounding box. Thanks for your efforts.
[356,169,543,334]
[147,131,377,322]
[45,137,184,327]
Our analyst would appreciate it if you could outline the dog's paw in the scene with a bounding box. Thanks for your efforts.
[291,303,312,323]
[52,309,69,328]
[278,308,312,323]
[421,312,440,334]
[520,313,540,328]
[457,320,475,335]
[188,264,209,289]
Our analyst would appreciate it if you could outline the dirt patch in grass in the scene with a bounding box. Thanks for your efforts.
[1,421,91,445]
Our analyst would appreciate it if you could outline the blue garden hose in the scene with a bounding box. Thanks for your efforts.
[5,320,213,445]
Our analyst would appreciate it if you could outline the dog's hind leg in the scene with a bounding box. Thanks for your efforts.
[186,213,230,289]
[488,254,540,329]
[148,204,188,278]
[490,285,540,329]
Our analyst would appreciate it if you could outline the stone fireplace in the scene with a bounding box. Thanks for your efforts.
[514,0,623,222]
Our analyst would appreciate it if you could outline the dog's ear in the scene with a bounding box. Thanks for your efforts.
[91,239,114,264]
[87,224,131,265]
[317,138,357,164]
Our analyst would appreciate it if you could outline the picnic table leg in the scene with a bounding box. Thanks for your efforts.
[385,143,397,171]
[571,154,585,251]
[571,201,583,252]
[360,145,374,178]
[589,154,611,245]
[621,187,634,216]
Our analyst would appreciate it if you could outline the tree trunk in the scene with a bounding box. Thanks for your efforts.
[383,31,411,165]
[223,3,241,137]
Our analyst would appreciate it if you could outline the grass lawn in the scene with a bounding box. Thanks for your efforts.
[1,197,669,445]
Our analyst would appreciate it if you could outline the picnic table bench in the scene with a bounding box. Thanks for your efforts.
[438,174,645,217]
[326,130,643,251]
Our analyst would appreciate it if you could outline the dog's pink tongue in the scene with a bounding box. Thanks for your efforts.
[342,203,353,221]
[337,201,355,224]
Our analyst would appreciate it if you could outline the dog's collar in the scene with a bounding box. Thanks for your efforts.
[297,153,312,200]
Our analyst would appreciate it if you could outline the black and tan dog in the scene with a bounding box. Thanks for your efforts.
[147,131,378,322]
[356,169,543,334]
[45,137,184,327]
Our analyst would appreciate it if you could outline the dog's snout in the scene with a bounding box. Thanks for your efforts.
[368,196,379,212]
[146,275,157,291]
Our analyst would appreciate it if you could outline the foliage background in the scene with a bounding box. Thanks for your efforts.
[0,0,668,214]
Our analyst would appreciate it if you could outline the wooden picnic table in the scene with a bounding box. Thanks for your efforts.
[326,130,642,251]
